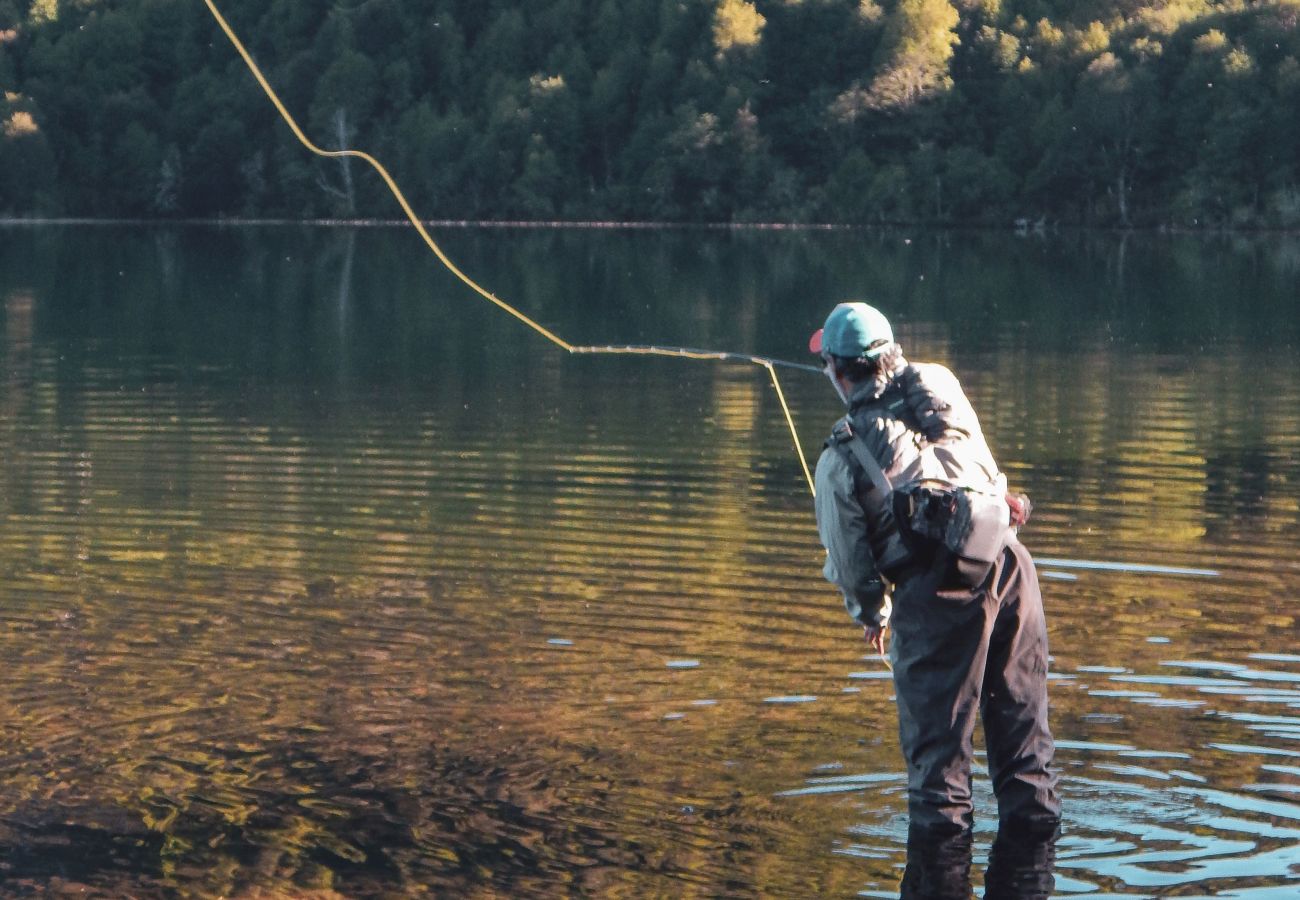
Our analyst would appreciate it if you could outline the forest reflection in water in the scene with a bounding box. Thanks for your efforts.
[0,224,1297,896]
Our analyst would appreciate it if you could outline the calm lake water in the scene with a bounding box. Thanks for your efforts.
[0,223,1298,897]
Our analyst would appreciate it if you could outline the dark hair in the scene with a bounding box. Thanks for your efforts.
[831,342,901,386]
[830,355,876,383]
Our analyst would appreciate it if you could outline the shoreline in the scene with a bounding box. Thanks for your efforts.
[0,216,839,231]
[1,216,1298,236]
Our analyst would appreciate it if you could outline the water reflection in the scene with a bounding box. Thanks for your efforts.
[896,824,1057,900]
[899,827,974,899]
[0,225,1297,895]
[984,826,1057,900]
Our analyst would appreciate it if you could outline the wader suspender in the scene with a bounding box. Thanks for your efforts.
[833,416,923,584]
[833,416,894,498]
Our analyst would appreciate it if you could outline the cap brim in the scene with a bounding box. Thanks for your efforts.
[808,328,824,355]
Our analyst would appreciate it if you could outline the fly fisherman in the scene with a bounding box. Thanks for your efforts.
[809,301,1059,836]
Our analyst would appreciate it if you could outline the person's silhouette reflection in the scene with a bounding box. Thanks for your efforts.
[984,824,1057,900]
[899,826,972,899]
[899,823,1057,900]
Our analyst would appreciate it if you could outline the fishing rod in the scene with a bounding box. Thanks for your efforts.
[569,345,824,373]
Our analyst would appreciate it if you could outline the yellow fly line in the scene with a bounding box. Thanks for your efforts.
[202,0,816,496]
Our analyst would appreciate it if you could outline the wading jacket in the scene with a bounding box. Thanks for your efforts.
[813,355,1005,627]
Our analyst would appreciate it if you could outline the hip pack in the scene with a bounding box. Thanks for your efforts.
[892,480,1011,587]
[833,416,1013,589]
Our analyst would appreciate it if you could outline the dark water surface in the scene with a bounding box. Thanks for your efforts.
[0,224,1298,897]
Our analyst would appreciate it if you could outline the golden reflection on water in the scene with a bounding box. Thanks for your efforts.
[0,234,1299,896]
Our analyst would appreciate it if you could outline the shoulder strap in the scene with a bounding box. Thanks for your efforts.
[831,416,893,497]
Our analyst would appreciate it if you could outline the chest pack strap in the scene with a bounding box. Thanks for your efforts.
[831,416,894,498]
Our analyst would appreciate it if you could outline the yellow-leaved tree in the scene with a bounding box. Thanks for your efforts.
[864,0,960,110]
[713,0,765,54]
[28,0,58,25]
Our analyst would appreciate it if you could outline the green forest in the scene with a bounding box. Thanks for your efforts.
[1,0,1298,227]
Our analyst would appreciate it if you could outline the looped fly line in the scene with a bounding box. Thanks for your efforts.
[202,0,816,496]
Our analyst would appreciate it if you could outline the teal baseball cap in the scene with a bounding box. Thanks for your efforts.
[808,302,894,359]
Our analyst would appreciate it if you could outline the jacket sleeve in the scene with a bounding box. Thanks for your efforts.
[814,446,888,626]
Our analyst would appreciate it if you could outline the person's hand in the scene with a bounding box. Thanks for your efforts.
[863,623,887,656]
[1006,492,1032,527]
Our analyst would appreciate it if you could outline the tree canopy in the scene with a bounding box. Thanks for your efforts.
[1,0,1298,227]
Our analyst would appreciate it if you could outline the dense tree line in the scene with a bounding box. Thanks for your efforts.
[1,0,1298,226]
